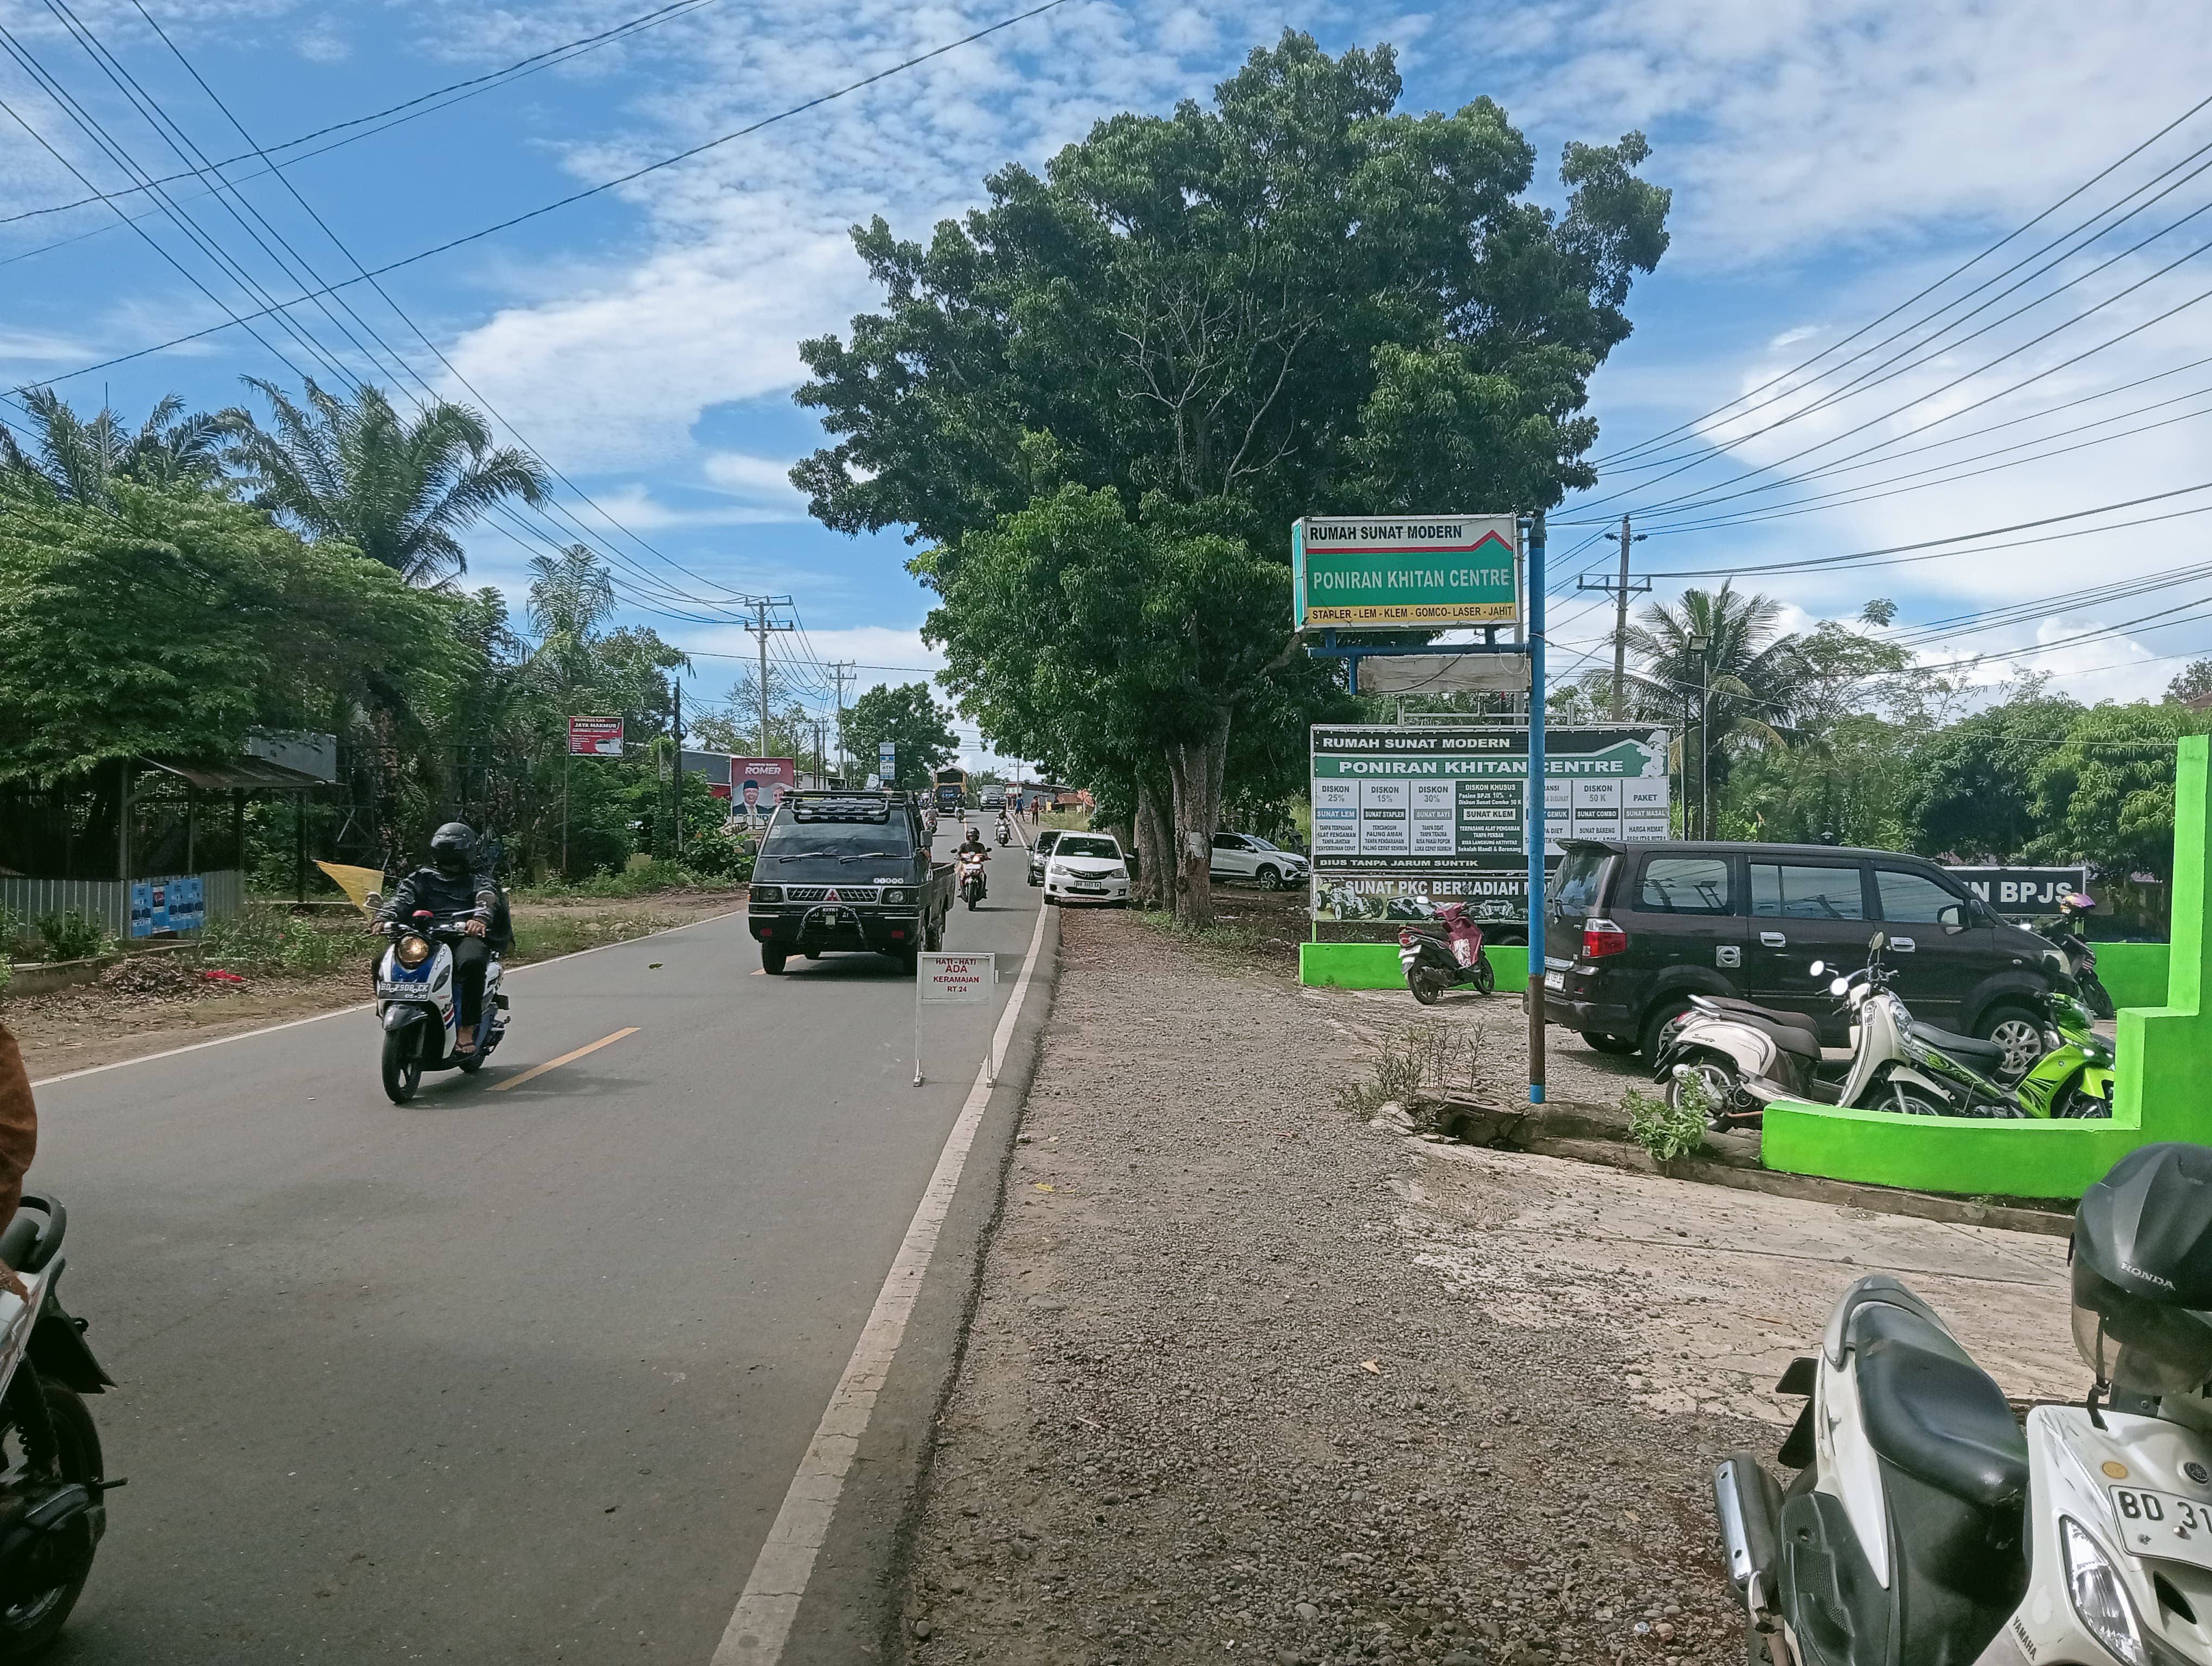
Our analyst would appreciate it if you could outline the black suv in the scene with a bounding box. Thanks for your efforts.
[1542,839,2069,1062]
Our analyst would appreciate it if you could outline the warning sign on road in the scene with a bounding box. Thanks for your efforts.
[917,952,993,1003]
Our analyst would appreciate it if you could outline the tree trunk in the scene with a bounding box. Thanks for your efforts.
[1164,710,1231,928]
[1133,771,1172,910]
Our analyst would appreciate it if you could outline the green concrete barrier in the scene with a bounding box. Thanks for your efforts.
[1298,941,1529,993]
[2095,941,2169,1010]
[1763,736,2212,1200]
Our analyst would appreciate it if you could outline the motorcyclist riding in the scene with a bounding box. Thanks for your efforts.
[374,823,511,1056]
[957,826,990,902]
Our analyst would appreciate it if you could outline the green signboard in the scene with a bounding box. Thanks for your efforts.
[1293,514,1520,630]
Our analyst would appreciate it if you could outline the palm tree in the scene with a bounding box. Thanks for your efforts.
[526,544,618,707]
[222,377,548,585]
[1620,582,1801,835]
[0,387,226,504]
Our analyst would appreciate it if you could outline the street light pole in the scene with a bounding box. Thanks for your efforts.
[1689,632,1713,840]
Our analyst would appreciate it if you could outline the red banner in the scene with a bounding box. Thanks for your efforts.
[568,716,623,756]
[731,758,795,813]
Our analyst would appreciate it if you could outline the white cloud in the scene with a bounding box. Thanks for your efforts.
[701,450,803,501]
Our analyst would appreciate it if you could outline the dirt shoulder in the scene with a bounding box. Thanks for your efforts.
[899,908,2074,1666]
[7,889,744,1080]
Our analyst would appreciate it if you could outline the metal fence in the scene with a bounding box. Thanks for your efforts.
[2,869,243,943]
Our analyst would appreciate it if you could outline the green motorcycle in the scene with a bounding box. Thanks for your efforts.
[2010,989,2115,1119]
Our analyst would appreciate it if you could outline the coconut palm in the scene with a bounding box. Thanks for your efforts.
[222,377,548,585]
[0,387,226,504]
[1617,582,1801,835]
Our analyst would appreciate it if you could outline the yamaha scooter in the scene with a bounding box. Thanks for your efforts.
[368,899,508,1103]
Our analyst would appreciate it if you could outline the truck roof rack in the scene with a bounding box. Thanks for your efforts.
[785,790,911,823]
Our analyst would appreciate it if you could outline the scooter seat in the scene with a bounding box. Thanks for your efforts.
[1849,1301,2028,1511]
[1690,996,1824,1058]
[1909,1022,2007,1067]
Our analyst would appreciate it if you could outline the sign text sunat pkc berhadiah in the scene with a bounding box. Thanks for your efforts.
[1293,515,1520,630]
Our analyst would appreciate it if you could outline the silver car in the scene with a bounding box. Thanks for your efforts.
[1026,828,1062,886]
[1208,831,1308,891]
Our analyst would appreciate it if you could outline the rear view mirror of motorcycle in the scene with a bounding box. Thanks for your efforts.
[1830,976,1850,997]
[1809,959,1826,978]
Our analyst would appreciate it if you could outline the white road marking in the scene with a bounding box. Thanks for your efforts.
[711,896,1052,1664]
[26,908,741,1088]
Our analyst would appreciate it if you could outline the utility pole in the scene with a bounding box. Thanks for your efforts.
[672,678,684,860]
[827,661,856,784]
[1576,514,1648,720]
[740,595,796,758]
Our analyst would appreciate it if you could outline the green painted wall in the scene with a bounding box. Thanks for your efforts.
[1299,941,1529,993]
[2096,941,2170,1011]
[1763,736,2212,1200]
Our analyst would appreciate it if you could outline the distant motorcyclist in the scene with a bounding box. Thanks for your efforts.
[957,826,989,858]
[994,811,1012,846]
[376,823,511,1056]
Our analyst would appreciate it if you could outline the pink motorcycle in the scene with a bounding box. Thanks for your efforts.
[1398,902,1495,1003]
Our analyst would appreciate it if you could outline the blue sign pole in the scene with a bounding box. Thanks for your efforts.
[1525,511,1547,1106]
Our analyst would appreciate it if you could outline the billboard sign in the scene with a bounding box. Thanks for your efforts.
[568,716,623,756]
[1293,515,1520,631]
[1308,725,1671,922]
[732,758,796,816]
[130,874,205,937]
[1943,865,2090,918]
[878,740,898,781]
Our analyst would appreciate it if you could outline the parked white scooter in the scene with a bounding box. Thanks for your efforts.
[368,898,507,1103]
[1717,1140,2212,1666]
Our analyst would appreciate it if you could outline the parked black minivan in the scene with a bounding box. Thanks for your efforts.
[1541,839,2070,1065]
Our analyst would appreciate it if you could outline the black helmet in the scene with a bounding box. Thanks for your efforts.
[2072,1143,2212,1394]
[430,822,475,879]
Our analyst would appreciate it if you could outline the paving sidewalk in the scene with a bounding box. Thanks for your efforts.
[898,911,2075,1666]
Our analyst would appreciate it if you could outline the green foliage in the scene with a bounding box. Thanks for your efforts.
[2169,661,2212,706]
[35,909,115,963]
[198,904,355,976]
[223,377,548,586]
[2029,702,2212,884]
[1903,694,2082,861]
[0,388,225,504]
[1722,714,1914,849]
[0,485,451,786]
[1624,1083,1707,1164]
[838,682,961,789]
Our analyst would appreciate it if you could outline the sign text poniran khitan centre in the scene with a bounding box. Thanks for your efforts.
[1293,515,1521,630]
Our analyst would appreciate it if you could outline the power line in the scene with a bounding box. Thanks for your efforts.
[0,0,734,230]
[21,0,1073,392]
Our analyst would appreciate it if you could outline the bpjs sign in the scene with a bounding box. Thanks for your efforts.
[1943,866,2090,918]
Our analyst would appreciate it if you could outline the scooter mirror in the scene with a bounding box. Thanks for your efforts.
[1829,976,1850,997]
[1809,959,1826,977]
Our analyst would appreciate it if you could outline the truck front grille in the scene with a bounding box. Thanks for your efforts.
[783,887,880,904]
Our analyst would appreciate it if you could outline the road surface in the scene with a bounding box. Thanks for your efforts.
[28,826,1053,1663]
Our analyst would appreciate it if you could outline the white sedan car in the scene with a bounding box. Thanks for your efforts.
[1043,832,1130,906]
[1208,831,1309,890]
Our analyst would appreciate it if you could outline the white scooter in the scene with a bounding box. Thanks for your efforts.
[1717,1140,2212,1666]
[1657,933,2019,1125]
[369,901,508,1103]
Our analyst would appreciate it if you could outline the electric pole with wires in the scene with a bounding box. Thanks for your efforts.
[740,596,796,757]
[1577,515,1650,719]
[827,661,856,784]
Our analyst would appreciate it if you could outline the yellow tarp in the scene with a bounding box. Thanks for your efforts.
[314,861,388,915]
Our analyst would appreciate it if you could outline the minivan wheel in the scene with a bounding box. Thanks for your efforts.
[1581,1031,1639,1056]
[1639,1000,1693,1066]
[1976,1004,2044,1082]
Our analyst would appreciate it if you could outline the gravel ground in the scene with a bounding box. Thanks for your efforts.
[899,906,2075,1666]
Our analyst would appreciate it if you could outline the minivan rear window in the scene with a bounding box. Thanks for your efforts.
[1552,849,1611,920]
[1639,855,1733,915]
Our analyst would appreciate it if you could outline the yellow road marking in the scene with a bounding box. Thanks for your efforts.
[490,1027,640,1092]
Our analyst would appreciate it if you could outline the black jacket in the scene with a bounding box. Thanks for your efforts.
[381,867,512,949]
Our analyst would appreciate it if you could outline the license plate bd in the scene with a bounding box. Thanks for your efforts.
[1072,884,1106,893]
[1545,970,1564,990]
[2110,1486,2212,1568]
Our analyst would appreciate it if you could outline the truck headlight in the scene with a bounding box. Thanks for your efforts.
[882,888,908,904]
[751,885,783,902]
[2063,1516,2146,1665]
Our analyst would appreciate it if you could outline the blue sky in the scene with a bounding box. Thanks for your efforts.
[5,0,2210,765]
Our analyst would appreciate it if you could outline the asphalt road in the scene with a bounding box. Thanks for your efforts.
[28,826,1052,1663]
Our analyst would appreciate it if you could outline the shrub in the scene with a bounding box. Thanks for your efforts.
[198,904,357,977]
[1624,1081,1709,1165]
[36,909,114,963]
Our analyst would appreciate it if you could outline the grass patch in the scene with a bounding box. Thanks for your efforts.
[35,909,118,963]
[508,912,681,964]
[1624,1080,1709,1164]
[199,904,358,977]
[1127,902,1295,961]
[515,858,747,901]
[1333,1019,1484,1118]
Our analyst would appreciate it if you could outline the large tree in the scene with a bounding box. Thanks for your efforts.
[793,33,1669,922]
[1902,693,2082,861]
[838,682,961,790]
[223,377,548,586]
[1,387,226,504]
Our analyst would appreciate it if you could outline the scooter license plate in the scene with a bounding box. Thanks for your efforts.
[1544,970,1564,991]
[2108,1486,2212,1567]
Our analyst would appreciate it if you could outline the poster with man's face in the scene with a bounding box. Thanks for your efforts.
[732,759,795,813]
